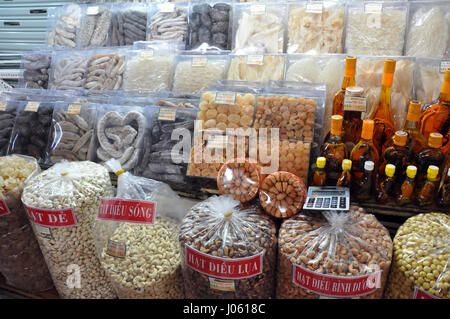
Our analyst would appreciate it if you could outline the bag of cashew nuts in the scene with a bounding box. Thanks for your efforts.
[93,159,196,299]
[385,212,449,299]
[277,206,393,299]
[21,161,117,299]
[0,155,53,292]
[179,195,277,299]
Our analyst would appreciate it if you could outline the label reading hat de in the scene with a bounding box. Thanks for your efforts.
[0,199,11,217]
[97,198,156,225]
[413,287,440,299]
[23,203,76,228]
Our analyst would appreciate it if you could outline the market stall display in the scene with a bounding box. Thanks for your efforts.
[78,5,112,48]
[47,4,81,48]
[85,52,125,91]
[49,52,90,91]
[227,55,285,82]
[147,3,189,45]
[21,52,52,89]
[110,3,147,46]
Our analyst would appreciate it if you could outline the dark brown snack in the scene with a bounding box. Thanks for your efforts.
[259,171,306,219]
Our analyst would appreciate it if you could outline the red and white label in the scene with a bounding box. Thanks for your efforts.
[185,246,263,280]
[97,198,156,225]
[0,199,11,217]
[23,204,76,228]
[413,288,440,299]
[293,264,381,298]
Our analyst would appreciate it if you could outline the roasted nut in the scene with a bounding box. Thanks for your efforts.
[259,171,306,219]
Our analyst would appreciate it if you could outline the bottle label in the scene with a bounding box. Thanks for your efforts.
[23,203,76,228]
[209,277,235,292]
[185,245,263,279]
[293,264,381,298]
[97,198,157,225]
[343,96,367,112]
[413,287,440,299]
[0,199,11,217]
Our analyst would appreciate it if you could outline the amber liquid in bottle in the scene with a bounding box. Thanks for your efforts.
[415,133,445,189]
[379,131,409,187]
[321,115,348,185]
[355,161,374,201]
[439,169,450,207]
[417,166,440,206]
[376,164,396,202]
[396,165,417,206]
[419,69,450,155]
[313,157,327,186]
[371,59,396,157]
[337,160,352,187]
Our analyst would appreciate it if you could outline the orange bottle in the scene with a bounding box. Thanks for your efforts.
[379,131,409,184]
[313,157,327,186]
[419,69,450,155]
[415,133,445,188]
[371,59,396,157]
[332,56,357,117]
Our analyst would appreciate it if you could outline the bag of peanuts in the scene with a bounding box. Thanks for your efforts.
[21,161,117,299]
[0,155,53,292]
[385,212,449,299]
[93,159,196,299]
[277,206,393,299]
[179,195,277,299]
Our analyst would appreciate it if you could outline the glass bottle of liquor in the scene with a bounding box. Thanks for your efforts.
[332,56,356,117]
[379,131,409,184]
[396,165,417,206]
[416,132,445,188]
[342,86,365,151]
[337,159,352,187]
[371,59,396,157]
[354,161,374,201]
[419,69,450,155]
[350,119,379,188]
[313,157,327,186]
[438,168,450,207]
[376,164,396,202]
[417,165,440,206]
[321,115,348,185]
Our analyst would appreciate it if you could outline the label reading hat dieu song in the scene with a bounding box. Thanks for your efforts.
[185,245,263,280]
[97,198,156,225]
[23,203,76,228]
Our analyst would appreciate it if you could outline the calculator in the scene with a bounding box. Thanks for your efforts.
[303,186,350,211]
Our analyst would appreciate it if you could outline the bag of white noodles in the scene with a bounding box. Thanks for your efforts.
[93,158,196,299]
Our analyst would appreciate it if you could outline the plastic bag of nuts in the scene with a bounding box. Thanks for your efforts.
[277,206,393,299]
[0,155,53,292]
[21,161,116,299]
[385,212,449,299]
[179,195,277,298]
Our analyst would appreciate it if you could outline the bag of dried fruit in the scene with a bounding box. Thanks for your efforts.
[93,159,195,299]
[0,155,53,292]
[179,195,277,298]
[277,206,393,299]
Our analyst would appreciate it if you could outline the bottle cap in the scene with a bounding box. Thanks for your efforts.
[316,157,326,169]
[406,100,422,122]
[342,159,352,171]
[428,132,443,148]
[442,69,450,95]
[427,165,439,180]
[344,56,357,77]
[382,59,396,87]
[406,165,417,179]
[361,119,375,140]
[394,131,408,147]
[330,115,343,135]
[364,161,374,171]
[385,164,396,178]
[346,86,364,97]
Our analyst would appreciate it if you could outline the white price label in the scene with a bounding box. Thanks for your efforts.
[159,3,175,13]
[440,60,450,74]
[0,101,6,111]
[214,92,236,106]
[306,2,323,14]
[246,55,264,66]
[192,56,208,67]
[25,101,40,112]
[251,4,266,16]
[140,50,154,60]
[87,6,99,16]
[365,3,383,14]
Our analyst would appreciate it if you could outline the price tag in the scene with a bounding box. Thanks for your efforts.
[33,224,53,240]
[439,60,450,74]
[206,135,228,149]
[251,4,266,16]
[192,56,208,68]
[209,278,235,292]
[67,103,82,115]
[306,2,323,14]
[343,96,367,112]
[246,55,264,66]
[24,101,40,112]
[106,240,126,258]
[140,50,154,60]
[159,3,175,13]
[0,101,7,111]
[214,92,236,105]
[365,3,382,14]
[87,6,99,16]
[158,107,177,121]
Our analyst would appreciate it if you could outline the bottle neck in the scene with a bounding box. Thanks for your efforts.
[359,137,373,144]
[342,75,355,90]
[438,91,450,104]
[373,85,394,125]
[403,119,419,132]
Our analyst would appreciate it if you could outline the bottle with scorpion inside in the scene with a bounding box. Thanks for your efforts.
[438,168,450,207]
[336,159,352,188]
[396,165,417,206]
[375,164,396,203]
[313,157,327,186]
[379,131,409,186]
[417,165,440,207]
[354,160,374,201]
[415,132,445,189]
[320,115,348,185]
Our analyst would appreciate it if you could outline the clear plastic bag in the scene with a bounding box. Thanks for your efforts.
[20,51,52,89]
[277,207,393,299]
[385,212,449,299]
[48,50,91,90]
[211,79,266,94]
[47,4,81,48]
[84,48,126,91]
[0,155,53,292]
[78,4,112,48]
[0,100,18,156]
[179,195,277,298]
[93,159,195,299]
[232,3,286,54]
[227,54,286,82]
[109,3,148,46]
[414,58,445,104]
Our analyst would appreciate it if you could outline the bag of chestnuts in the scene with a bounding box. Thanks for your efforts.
[179,195,277,298]
[277,206,393,299]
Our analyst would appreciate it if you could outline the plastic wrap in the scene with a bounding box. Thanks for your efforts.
[189,2,232,50]
[85,50,126,90]
[109,3,148,46]
[20,51,52,89]
[405,2,450,58]
[93,159,195,299]
[287,1,345,54]
[91,104,147,171]
[0,100,18,156]
[233,3,286,54]
[49,51,90,90]
[385,212,449,299]
[0,155,53,292]
[179,195,277,298]
[47,4,81,48]
[21,161,116,299]
[227,54,285,82]
[414,58,445,104]
[78,4,112,48]
[147,3,189,47]
[277,207,393,299]
[211,79,266,94]
[46,102,96,164]
[172,53,230,93]
[345,2,408,56]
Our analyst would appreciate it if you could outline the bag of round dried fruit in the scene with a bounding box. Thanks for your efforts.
[277,206,393,299]
[93,159,195,299]
[179,195,277,299]
[0,155,53,292]
[385,212,449,299]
